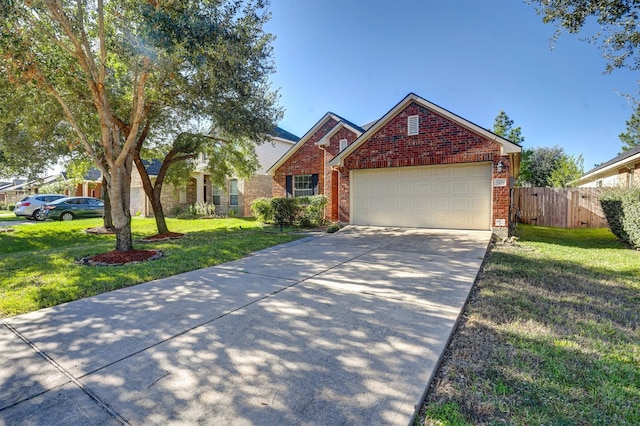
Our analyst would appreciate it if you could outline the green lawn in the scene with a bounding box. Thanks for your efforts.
[0,217,301,317]
[418,225,640,426]
[0,209,22,221]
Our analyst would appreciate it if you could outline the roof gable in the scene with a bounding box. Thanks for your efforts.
[329,93,521,167]
[584,144,640,175]
[267,112,348,175]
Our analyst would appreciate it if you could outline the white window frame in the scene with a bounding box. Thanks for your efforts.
[339,139,348,151]
[408,115,419,136]
[294,175,313,197]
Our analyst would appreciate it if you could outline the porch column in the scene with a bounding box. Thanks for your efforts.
[195,173,204,203]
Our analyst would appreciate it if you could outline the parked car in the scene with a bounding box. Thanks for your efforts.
[14,194,67,221]
[41,196,104,221]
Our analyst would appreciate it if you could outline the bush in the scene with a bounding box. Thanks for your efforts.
[176,201,216,219]
[271,198,297,227]
[251,198,274,223]
[295,195,327,228]
[600,187,640,248]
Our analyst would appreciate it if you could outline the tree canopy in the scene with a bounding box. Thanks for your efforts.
[1,0,281,250]
[619,102,640,151]
[492,109,525,145]
[529,0,640,72]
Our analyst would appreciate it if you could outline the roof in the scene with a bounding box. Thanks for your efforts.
[329,93,522,167]
[273,126,300,142]
[584,144,640,175]
[142,159,163,176]
[572,144,640,185]
[267,112,357,175]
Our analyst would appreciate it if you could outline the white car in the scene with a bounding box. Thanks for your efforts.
[14,194,67,221]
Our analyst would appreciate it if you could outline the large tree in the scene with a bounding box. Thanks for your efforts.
[529,0,640,73]
[492,109,525,145]
[548,153,584,187]
[1,0,280,251]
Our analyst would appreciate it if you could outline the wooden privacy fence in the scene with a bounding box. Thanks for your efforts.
[514,187,609,228]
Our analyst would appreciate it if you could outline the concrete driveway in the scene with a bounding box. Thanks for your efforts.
[0,226,491,425]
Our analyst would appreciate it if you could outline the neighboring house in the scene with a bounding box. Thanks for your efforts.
[0,175,69,206]
[572,145,640,188]
[130,127,300,217]
[268,93,522,232]
[65,169,103,198]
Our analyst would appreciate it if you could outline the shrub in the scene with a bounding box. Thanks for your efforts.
[295,195,327,228]
[326,223,340,233]
[271,197,297,227]
[251,198,273,223]
[600,187,640,248]
[176,201,216,219]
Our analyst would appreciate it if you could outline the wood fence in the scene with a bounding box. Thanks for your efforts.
[513,187,609,228]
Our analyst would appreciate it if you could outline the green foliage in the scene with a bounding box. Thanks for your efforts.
[326,223,341,233]
[176,201,216,219]
[529,0,640,72]
[619,103,640,152]
[600,187,640,248]
[38,179,77,196]
[547,153,584,187]
[271,197,297,228]
[252,196,328,228]
[492,109,525,145]
[295,195,328,228]
[250,197,274,223]
[519,146,584,187]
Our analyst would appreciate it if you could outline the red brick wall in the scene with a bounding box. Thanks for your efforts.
[338,102,512,226]
[272,118,338,198]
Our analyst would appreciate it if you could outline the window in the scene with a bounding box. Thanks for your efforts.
[294,175,314,197]
[408,115,419,136]
[229,179,238,206]
[212,187,221,205]
[339,139,348,151]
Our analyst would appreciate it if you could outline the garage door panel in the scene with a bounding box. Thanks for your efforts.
[351,163,492,230]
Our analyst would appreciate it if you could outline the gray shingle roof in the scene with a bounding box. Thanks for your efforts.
[583,144,640,175]
[273,126,300,142]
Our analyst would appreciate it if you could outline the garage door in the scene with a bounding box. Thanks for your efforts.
[351,163,492,230]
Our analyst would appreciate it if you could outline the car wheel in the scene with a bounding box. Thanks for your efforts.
[33,209,45,221]
[61,212,74,221]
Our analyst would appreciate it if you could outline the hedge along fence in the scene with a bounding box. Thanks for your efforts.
[251,195,328,228]
[599,187,640,249]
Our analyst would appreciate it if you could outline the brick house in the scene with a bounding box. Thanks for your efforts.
[130,127,300,217]
[268,93,522,233]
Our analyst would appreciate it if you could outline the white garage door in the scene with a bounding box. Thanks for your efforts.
[351,163,492,230]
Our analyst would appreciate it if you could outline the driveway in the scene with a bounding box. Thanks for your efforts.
[0,226,491,425]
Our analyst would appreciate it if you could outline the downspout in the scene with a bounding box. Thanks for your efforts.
[318,144,328,221]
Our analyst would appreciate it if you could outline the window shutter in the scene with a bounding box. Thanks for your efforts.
[285,175,293,198]
[311,174,319,195]
[408,115,419,136]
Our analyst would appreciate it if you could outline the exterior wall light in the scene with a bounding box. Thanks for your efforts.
[496,160,505,173]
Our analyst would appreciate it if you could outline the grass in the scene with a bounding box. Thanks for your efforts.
[0,217,302,318]
[0,209,23,221]
[418,225,640,426]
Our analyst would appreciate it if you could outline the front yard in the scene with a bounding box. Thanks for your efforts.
[419,225,639,425]
[0,217,301,317]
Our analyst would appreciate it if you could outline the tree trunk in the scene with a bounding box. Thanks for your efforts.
[109,154,134,252]
[151,185,169,235]
[102,175,115,230]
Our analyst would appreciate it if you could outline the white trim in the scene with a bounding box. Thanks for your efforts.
[316,122,363,147]
[572,151,640,186]
[329,93,521,167]
[339,139,348,151]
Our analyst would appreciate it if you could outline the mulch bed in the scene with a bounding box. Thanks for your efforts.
[78,249,163,266]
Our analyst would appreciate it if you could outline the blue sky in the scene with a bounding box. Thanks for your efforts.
[264,0,639,171]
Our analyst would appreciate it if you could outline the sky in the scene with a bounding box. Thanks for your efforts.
[264,0,639,172]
